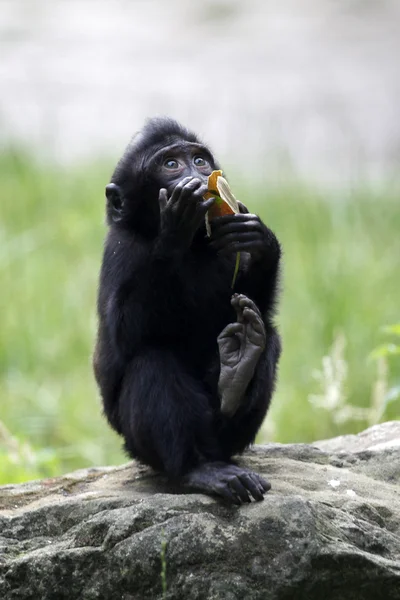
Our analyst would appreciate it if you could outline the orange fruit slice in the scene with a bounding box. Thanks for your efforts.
[204,170,240,235]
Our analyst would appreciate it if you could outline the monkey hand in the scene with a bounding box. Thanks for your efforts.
[158,177,214,252]
[217,294,266,417]
[209,202,274,260]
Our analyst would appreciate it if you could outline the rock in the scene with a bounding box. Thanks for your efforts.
[1,422,400,600]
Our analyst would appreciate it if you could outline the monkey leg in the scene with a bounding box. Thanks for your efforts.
[118,347,270,504]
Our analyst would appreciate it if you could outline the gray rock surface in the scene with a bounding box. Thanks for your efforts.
[1,422,400,600]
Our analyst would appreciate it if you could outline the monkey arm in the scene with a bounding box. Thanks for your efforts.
[240,223,281,309]
[100,232,188,362]
[102,178,217,361]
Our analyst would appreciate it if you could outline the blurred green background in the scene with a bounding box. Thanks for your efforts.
[1,150,399,484]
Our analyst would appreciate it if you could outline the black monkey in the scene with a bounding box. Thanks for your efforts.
[94,117,281,504]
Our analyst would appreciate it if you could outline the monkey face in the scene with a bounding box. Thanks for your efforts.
[151,142,216,195]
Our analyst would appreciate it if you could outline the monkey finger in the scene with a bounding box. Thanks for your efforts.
[203,196,216,209]
[247,327,266,350]
[210,219,263,239]
[232,293,248,303]
[231,295,245,324]
[216,235,265,255]
[191,195,215,223]
[182,183,209,212]
[231,294,250,313]
[176,192,205,223]
[210,232,257,251]
[237,473,265,501]
[249,472,270,495]
[217,241,243,256]
[227,476,252,503]
[211,213,259,227]
[247,322,265,343]
[242,307,264,330]
[158,188,168,210]
[238,296,263,319]
[245,321,266,350]
[201,197,216,213]
[170,178,203,216]
[256,474,271,492]
[238,201,249,214]
[242,306,265,336]
[246,335,265,353]
[192,183,209,200]
[220,240,264,256]
[214,482,242,505]
[168,176,194,204]
[181,187,213,224]
[248,472,271,496]
[179,177,204,200]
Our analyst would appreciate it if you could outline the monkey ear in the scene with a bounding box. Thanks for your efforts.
[105,183,124,222]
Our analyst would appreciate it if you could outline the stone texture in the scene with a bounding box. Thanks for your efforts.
[1,422,400,600]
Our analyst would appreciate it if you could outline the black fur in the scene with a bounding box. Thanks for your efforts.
[94,117,281,481]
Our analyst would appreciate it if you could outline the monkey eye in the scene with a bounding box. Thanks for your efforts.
[193,156,208,167]
[163,158,180,169]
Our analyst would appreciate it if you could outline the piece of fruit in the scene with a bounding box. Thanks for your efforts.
[204,170,241,288]
[204,170,240,234]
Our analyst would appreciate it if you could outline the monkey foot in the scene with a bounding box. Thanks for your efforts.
[182,461,270,505]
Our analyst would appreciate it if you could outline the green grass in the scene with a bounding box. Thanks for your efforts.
[0,150,399,484]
